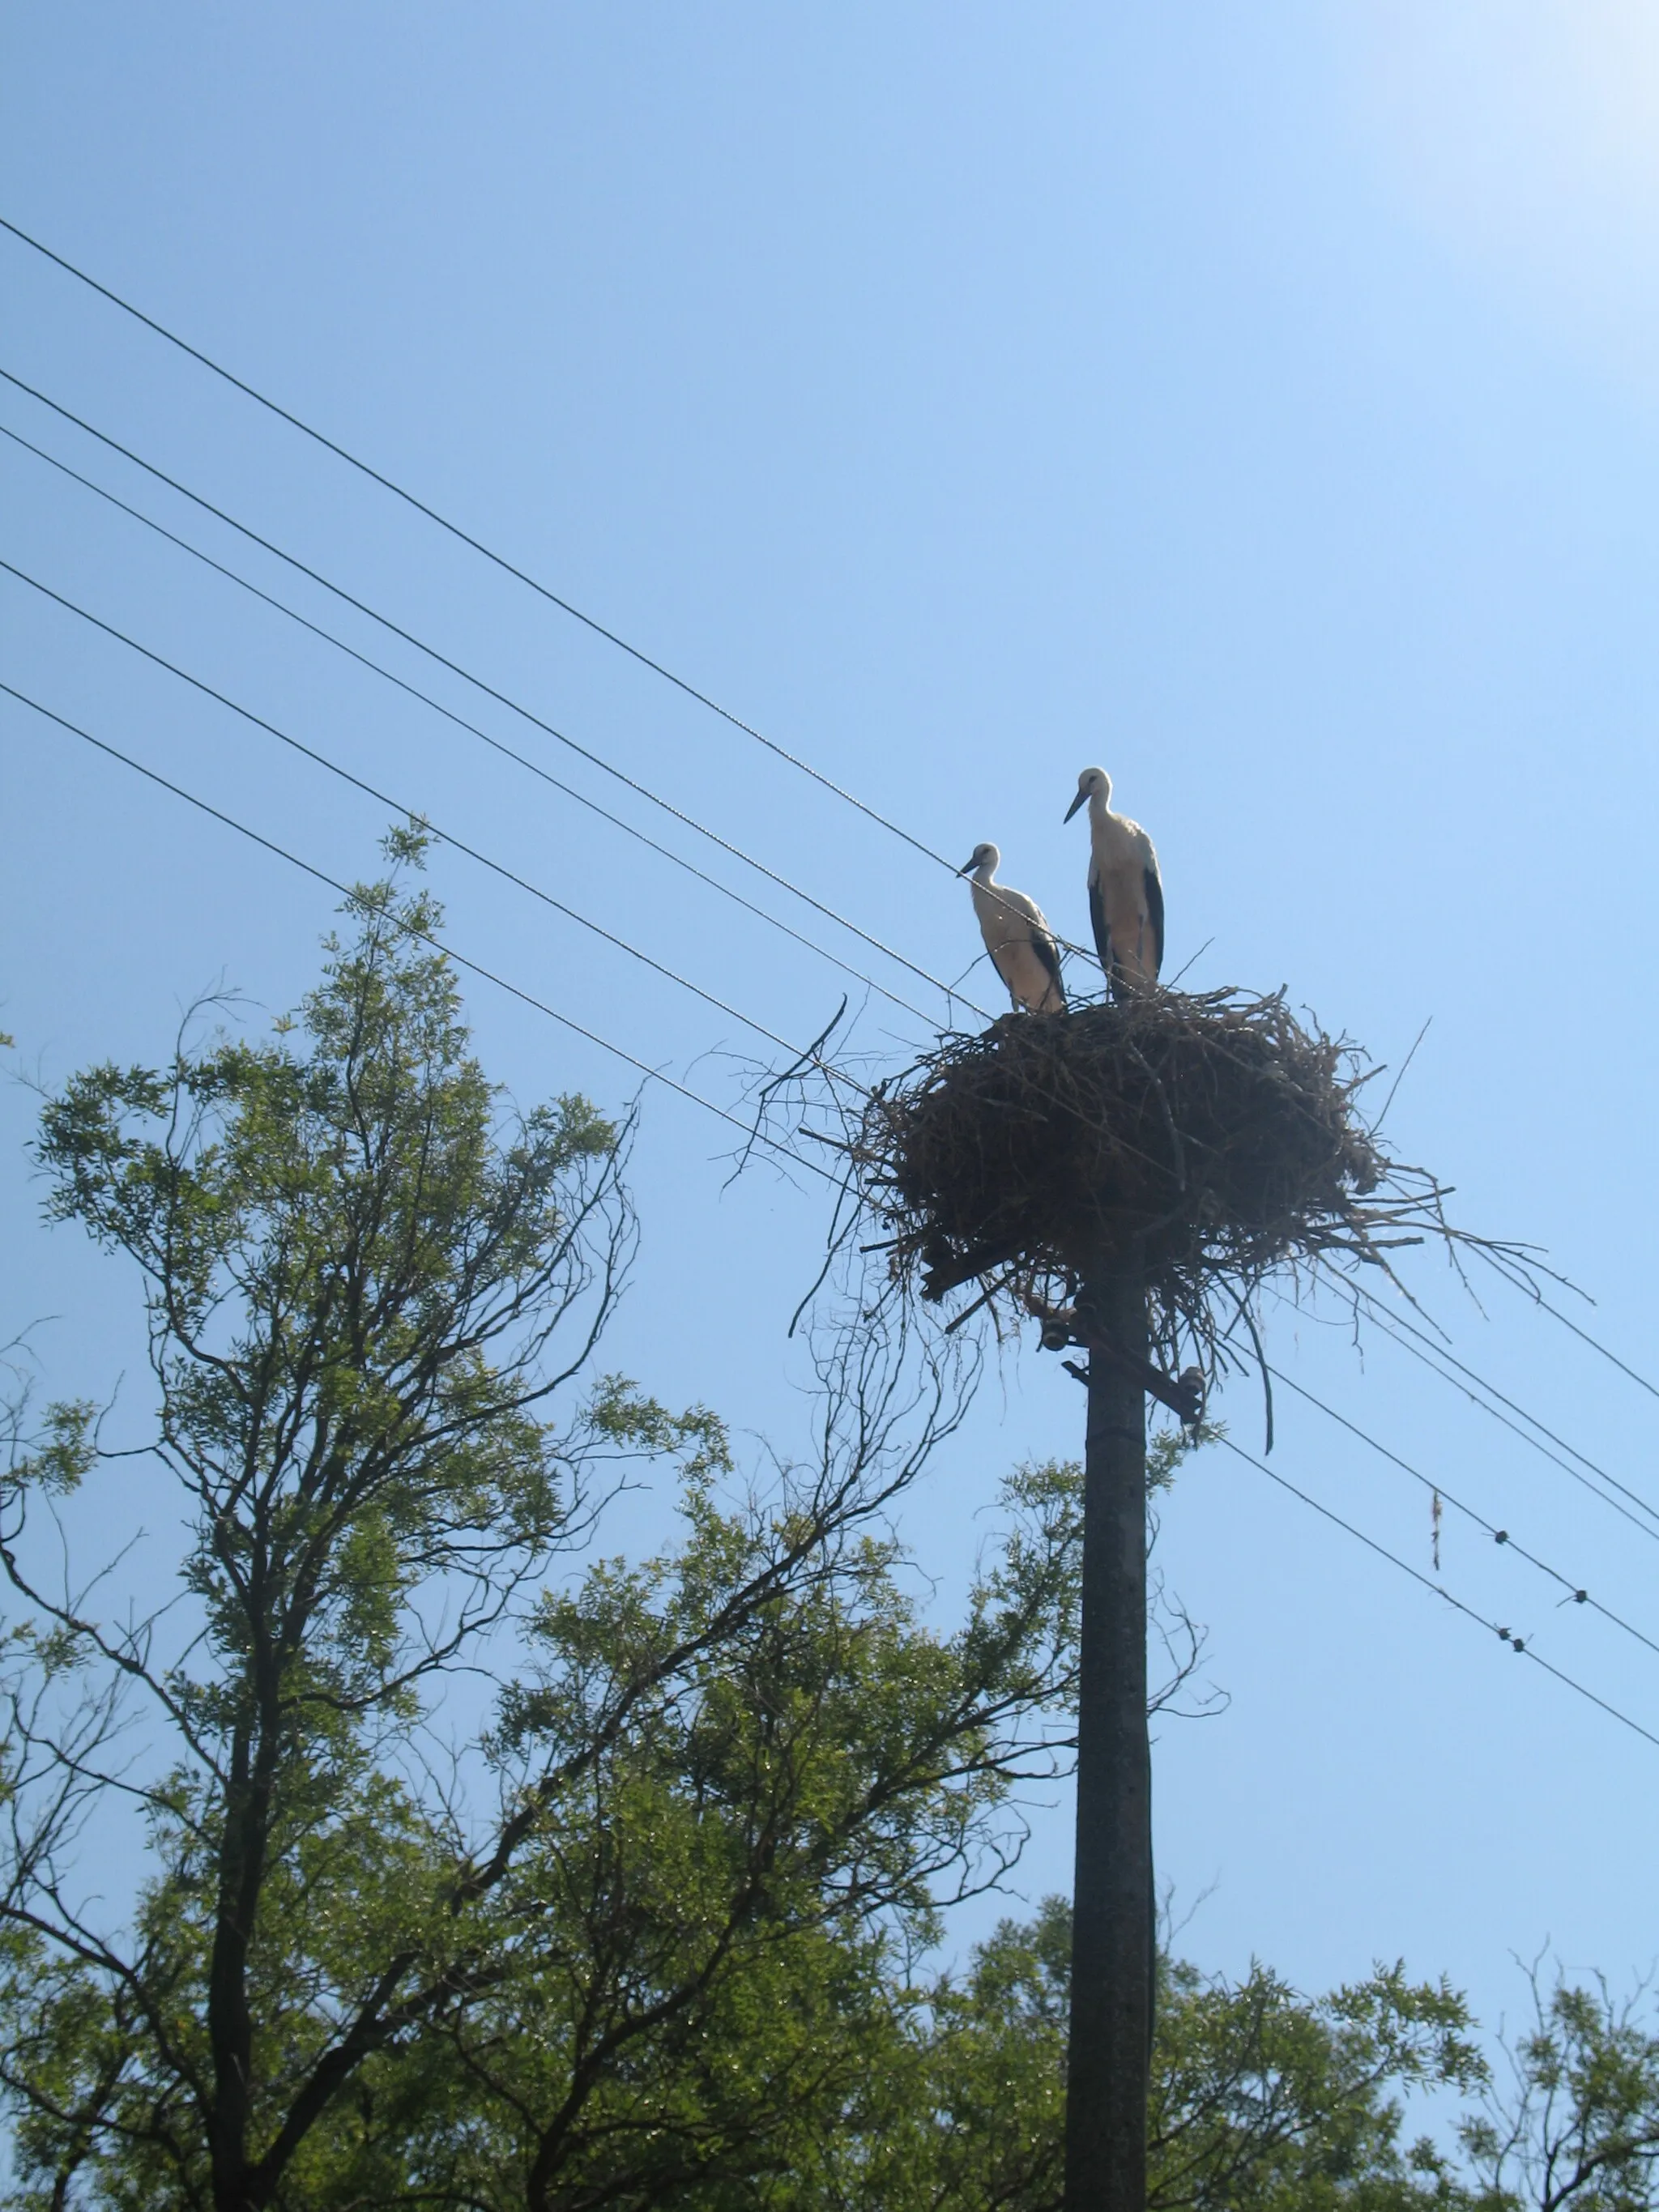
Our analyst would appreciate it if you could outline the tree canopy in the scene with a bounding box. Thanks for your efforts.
[5,846,1657,2212]
[0,854,1085,2210]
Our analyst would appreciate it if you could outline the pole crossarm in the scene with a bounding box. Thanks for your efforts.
[1024,1289,1205,1426]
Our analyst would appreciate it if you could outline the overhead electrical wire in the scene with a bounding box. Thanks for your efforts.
[0,680,843,1191]
[26,224,1659,1654]
[36,226,1659,1235]
[15,442,1642,1289]
[2,449,1170,1186]
[0,212,962,877]
[1216,1431,1659,1755]
[19,399,1659,1385]
[0,215,1115,982]
[19,224,1659,1476]
[5,562,1167,1264]
[1295,1277,1659,1549]
[0,556,878,1106]
[1530,1292,1659,1403]
[1265,1361,1659,1664]
[1333,1272,1659,1536]
[18,637,1659,1765]
[24,222,1659,1774]
[0,366,989,1022]
[17,654,1657,1760]
[1468,1251,1659,1409]
[0,523,1177,1202]
[0,420,940,1033]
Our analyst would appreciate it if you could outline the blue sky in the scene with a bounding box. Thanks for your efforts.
[5,2,1659,2051]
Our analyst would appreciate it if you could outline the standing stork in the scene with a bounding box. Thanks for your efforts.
[959,842,1066,1014]
[1064,767,1164,995]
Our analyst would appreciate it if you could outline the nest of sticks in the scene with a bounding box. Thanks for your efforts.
[846,989,1456,1369]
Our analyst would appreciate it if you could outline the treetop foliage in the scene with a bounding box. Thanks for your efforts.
[4,848,1654,2211]
[0,857,1090,2209]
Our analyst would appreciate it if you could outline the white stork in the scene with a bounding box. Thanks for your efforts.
[959,842,1066,1014]
[1064,766,1164,995]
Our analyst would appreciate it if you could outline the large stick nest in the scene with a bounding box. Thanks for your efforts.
[846,990,1456,1365]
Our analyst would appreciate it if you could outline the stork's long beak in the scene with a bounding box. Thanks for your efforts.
[957,855,978,876]
[1064,791,1086,822]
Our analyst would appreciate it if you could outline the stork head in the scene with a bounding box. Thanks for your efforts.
[957,842,999,879]
[1064,766,1111,822]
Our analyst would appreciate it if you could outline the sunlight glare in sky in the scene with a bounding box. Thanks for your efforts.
[1345,0,1659,391]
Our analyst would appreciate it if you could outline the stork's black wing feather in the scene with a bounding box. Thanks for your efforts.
[1030,927,1065,1006]
[1087,868,1113,982]
[1145,865,1165,980]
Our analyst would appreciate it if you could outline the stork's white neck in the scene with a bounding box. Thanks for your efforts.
[972,859,998,885]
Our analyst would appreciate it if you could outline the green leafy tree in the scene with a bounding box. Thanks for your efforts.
[1461,1961,1659,2210]
[827,1900,1485,2211]
[0,850,1091,2211]
[13,832,1560,2212]
[292,1452,1090,2210]
[0,849,646,2208]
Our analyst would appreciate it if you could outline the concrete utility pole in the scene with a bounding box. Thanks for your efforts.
[1063,1255,1151,2212]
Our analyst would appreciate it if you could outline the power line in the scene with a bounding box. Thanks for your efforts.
[5,604,1157,1315]
[1,396,1098,1010]
[0,561,1177,1302]
[12,356,1657,1541]
[39,224,1659,1370]
[2,513,1177,1195]
[49,228,1659,1344]
[1533,1292,1659,1403]
[1337,1274,1659,1536]
[0,211,960,878]
[0,419,942,1034]
[2,419,1175,1184]
[1336,1295,1659,1546]
[0,556,876,1106]
[1,680,842,1191]
[1281,1270,1659,1546]
[1215,1432,1659,1755]
[27,198,1659,1513]
[1471,1251,1659,1409]
[19,667,1659,1758]
[0,423,1350,1201]
[24,422,1648,1345]
[0,365,988,1021]
[1265,1361,1659,1665]
[0,390,1097,1021]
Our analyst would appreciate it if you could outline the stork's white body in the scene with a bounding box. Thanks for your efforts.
[1067,769,1164,995]
[962,844,1065,1014]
